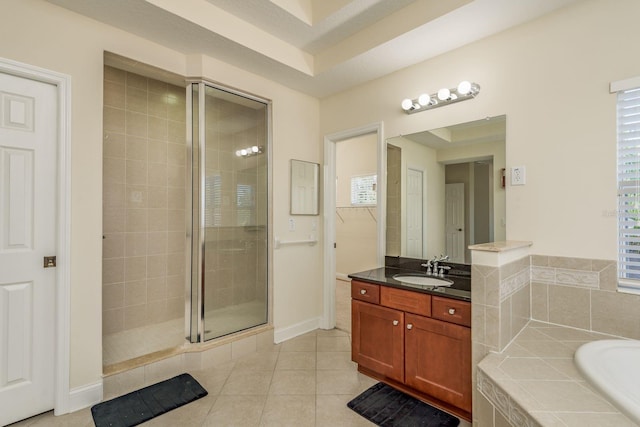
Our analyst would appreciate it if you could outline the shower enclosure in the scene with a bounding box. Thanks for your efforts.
[188,82,270,342]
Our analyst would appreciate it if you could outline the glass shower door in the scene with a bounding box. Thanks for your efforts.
[189,82,269,342]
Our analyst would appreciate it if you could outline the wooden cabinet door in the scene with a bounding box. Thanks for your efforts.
[404,313,472,412]
[352,300,404,382]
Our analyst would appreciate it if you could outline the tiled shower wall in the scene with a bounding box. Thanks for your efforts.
[102,66,187,335]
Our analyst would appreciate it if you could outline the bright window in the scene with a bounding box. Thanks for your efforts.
[351,174,377,206]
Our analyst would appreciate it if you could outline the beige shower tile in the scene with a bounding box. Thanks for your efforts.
[102,257,124,285]
[167,164,185,188]
[148,162,167,185]
[104,132,126,158]
[102,366,144,400]
[104,106,125,133]
[498,358,569,381]
[144,354,183,385]
[232,335,257,359]
[124,256,146,281]
[103,308,124,334]
[522,380,616,412]
[104,184,126,209]
[598,262,617,291]
[147,91,167,118]
[166,296,183,319]
[126,208,147,232]
[105,66,126,84]
[166,254,185,276]
[148,78,168,95]
[124,279,147,306]
[126,87,147,114]
[125,111,147,138]
[125,136,147,161]
[167,98,186,123]
[147,232,167,255]
[148,116,167,140]
[148,140,167,163]
[548,256,592,270]
[167,143,186,165]
[126,72,147,89]
[103,283,124,310]
[102,233,125,259]
[166,274,185,298]
[126,185,147,209]
[126,159,147,185]
[125,232,147,257]
[167,231,186,253]
[485,305,500,349]
[168,119,186,143]
[530,255,549,267]
[104,157,126,184]
[147,209,167,232]
[147,299,167,323]
[104,80,125,108]
[146,254,167,278]
[148,186,167,208]
[500,298,512,349]
[201,344,233,369]
[168,209,185,231]
[548,285,590,329]
[553,412,637,426]
[146,277,167,302]
[167,187,185,210]
[103,207,126,233]
[124,303,148,329]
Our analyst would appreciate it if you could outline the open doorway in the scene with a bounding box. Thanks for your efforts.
[322,123,385,332]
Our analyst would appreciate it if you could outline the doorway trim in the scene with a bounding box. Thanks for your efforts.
[0,57,72,414]
[321,122,385,329]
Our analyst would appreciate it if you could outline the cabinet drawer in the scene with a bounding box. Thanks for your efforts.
[381,286,431,317]
[351,280,380,304]
[431,296,471,327]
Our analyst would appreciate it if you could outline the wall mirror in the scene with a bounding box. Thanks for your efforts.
[290,159,320,215]
[386,115,506,264]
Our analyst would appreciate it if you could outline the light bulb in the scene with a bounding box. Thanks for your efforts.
[251,146,259,153]
[457,81,472,95]
[401,98,413,111]
[235,150,242,157]
[418,94,430,106]
[240,149,248,156]
[437,88,450,101]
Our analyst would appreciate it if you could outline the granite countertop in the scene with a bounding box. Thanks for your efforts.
[348,266,471,302]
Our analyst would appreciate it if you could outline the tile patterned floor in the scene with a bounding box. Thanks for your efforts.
[11,329,470,427]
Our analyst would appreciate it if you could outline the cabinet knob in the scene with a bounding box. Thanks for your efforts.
[406,324,413,330]
[393,320,399,326]
[360,289,367,295]
[448,308,456,315]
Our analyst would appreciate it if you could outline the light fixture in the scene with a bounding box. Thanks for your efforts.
[235,145,263,157]
[401,81,480,114]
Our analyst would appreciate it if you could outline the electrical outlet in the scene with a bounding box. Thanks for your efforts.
[511,166,526,185]
[288,218,296,231]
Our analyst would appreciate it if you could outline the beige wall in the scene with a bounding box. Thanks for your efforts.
[335,134,378,276]
[1,0,320,390]
[321,0,638,261]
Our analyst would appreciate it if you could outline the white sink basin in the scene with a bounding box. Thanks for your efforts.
[392,274,453,287]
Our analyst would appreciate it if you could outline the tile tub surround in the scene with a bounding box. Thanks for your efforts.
[476,322,636,427]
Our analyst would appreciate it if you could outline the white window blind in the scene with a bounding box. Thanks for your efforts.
[617,87,640,291]
[350,174,377,206]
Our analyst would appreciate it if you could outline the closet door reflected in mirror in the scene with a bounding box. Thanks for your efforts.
[290,159,319,215]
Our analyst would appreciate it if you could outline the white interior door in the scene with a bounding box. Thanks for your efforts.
[406,168,423,258]
[445,183,465,263]
[0,72,57,425]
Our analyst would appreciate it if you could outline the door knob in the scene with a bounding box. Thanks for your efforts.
[448,308,456,315]
[360,289,367,295]
[393,320,399,326]
[406,324,413,330]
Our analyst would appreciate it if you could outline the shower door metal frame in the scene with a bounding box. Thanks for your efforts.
[186,79,273,343]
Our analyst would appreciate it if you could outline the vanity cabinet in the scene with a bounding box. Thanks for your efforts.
[351,279,472,418]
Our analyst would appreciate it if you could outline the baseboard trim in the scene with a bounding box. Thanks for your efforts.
[66,380,103,413]
[274,317,321,343]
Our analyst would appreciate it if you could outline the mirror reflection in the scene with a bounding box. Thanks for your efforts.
[386,115,506,263]
[290,159,319,215]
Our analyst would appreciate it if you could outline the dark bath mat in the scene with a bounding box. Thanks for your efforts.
[347,383,460,427]
[91,373,207,427]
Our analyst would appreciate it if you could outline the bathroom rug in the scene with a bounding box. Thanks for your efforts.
[347,382,460,427]
[91,373,207,427]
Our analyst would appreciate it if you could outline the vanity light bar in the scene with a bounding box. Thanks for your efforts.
[401,81,480,114]
[235,145,263,157]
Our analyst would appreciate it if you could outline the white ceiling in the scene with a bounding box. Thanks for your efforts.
[48,0,579,97]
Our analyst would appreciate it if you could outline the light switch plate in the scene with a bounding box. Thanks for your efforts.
[511,166,526,185]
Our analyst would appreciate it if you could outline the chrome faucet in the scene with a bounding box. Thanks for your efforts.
[420,260,433,275]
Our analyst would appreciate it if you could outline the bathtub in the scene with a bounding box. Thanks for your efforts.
[575,339,640,424]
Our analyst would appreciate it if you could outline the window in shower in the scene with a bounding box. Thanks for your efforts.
[189,82,270,342]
